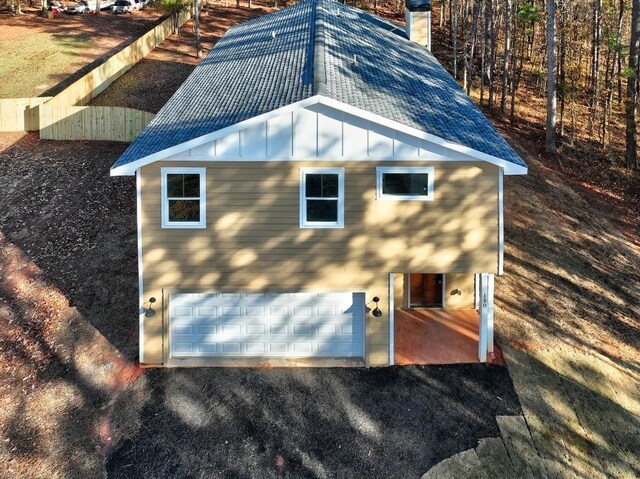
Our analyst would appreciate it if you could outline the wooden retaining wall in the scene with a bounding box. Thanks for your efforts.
[45,10,191,108]
[0,98,53,132]
[39,105,155,142]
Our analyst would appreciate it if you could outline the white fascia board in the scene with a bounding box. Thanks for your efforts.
[110,96,324,176]
[316,96,528,176]
[111,94,528,176]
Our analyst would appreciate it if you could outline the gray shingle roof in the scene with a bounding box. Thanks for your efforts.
[112,0,526,171]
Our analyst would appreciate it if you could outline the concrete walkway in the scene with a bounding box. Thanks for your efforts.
[422,345,640,478]
[422,415,546,479]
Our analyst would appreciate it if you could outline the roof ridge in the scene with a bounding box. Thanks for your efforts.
[312,0,327,95]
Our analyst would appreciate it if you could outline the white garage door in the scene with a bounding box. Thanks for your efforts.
[169,292,365,358]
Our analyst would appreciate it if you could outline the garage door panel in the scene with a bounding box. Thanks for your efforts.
[170,292,365,358]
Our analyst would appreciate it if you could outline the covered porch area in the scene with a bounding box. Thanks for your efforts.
[393,308,504,365]
[389,272,500,365]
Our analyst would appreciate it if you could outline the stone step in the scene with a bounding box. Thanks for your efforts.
[421,449,489,479]
[497,415,548,479]
[475,437,517,478]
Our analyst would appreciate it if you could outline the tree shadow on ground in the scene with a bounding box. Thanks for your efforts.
[0,133,139,361]
[107,364,521,479]
[504,346,640,478]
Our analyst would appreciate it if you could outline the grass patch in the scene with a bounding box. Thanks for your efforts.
[0,31,92,98]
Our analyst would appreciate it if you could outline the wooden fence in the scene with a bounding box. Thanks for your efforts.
[0,98,52,132]
[46,10,192,108]
[1,9,190,141]
[40,105,155,142]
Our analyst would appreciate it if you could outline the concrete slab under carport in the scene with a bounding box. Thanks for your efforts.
[394,308,504,365]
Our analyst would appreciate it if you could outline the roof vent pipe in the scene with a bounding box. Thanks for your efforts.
[405,0,431,50]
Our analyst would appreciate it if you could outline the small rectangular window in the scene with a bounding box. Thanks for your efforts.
[300,168,344,228]
[376,166,434,201]
[161,167,206,228]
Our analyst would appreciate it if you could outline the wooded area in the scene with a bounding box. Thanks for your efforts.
[410,0,640,170]
[3,0,640,174]
[185,0,640,172]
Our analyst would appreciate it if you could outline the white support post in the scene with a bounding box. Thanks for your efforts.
[487,274,495,353]
[478,273,495,362]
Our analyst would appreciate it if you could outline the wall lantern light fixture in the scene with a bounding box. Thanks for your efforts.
[371,296,382,317]
[141,297,157,318]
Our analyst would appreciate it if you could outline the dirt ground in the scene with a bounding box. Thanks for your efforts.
[107,365,520,478]
[0,133,144,478]
[0,7,164,98]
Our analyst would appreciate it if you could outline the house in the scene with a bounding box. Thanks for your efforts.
[110,0,527,367]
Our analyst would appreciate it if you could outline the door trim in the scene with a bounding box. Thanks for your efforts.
[407,274,445,308]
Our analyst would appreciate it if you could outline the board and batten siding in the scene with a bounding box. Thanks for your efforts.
[170,103,492,163]
[138,160,499,366]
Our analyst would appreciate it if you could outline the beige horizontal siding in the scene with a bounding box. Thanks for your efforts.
[139,160,499,366]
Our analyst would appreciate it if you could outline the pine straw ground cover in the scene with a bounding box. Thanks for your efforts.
[0,133,147,478]
[88,4,279,113]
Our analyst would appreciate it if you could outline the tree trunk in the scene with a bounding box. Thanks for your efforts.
[194,0,201,58]
[488,0,496,108]
[558,0,565,137]
[614,0,624,104]
[466,0,480,95]
[500,0,511,114]
[588,0,601,135]
[453,0,458,78]
[545,0,557,153]
[626,0,640,169]
[480,0,487,105]
[509,0,523,124]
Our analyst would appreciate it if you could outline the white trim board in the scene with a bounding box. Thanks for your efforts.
[498,167,505,275]
[136,169,145,364]
[111,95,528,176]
[160,167,207,229]
[388,273,395,366]
[299,167,345,229]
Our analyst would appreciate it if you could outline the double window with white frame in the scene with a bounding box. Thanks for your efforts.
[161,167,207,228]
[376,166,434,201]
[299,167,345,228]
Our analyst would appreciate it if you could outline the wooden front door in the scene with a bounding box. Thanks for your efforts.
[409,273,444,307]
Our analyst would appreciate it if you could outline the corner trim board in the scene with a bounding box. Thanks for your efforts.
[389,273,395,366]
[136,169,144,364]
[498,167,504,274]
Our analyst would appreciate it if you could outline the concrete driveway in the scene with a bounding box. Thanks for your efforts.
[107,364,520,478]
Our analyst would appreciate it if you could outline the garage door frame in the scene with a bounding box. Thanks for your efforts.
[164,289,367,363]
